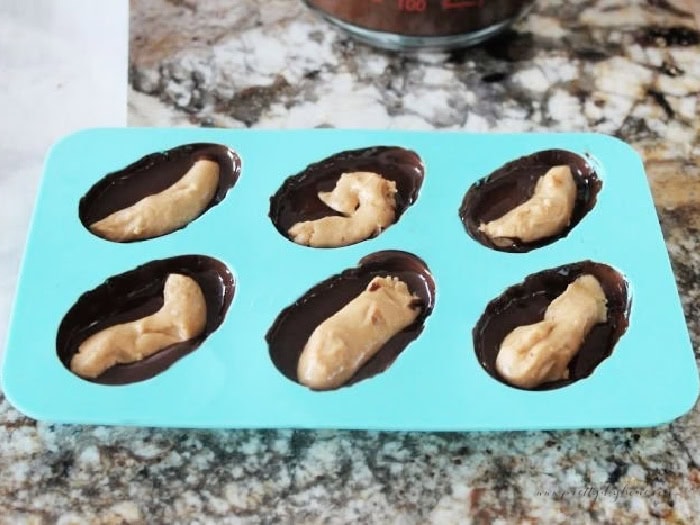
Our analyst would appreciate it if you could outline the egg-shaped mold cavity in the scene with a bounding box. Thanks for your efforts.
[266,250,436,390]
[57,255,235,385]
[79,143,241,242]
[459,149,602,252]
[269,146,424,248]
[473,261,630,391]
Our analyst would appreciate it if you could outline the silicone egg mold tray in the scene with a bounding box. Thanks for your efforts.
[2,129,697,431]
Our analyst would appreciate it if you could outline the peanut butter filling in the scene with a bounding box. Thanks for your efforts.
[479,165,577,244]
[90,159,219,241]
[70,273,207,378]
[297,276,420,390]
[288,171,397,247]
[495,274,608,389]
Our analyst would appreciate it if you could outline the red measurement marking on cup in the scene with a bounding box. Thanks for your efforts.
[442,0,485,8]
[376,0,485,12]
[398,0,427,11]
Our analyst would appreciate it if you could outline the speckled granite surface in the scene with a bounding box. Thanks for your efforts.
[2,0,700,522]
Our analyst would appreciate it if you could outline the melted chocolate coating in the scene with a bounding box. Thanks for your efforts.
[266,251,436,390]
[307,0,533,37]
[459,149,602,252]
[473,261,630,391]
[56,255,235,385]
[269,146,424,246]
[79,143,241,242]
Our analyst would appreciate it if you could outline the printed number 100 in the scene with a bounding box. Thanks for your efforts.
[398,0,427,11]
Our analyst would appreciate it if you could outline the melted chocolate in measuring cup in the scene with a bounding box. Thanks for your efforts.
[306,0,533,38]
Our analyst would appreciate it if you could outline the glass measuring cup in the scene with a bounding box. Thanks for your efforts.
[304,0,535,51]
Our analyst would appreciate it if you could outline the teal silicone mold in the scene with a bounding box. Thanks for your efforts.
[2,129,697,431]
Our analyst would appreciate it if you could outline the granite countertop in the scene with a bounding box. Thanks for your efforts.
[3,0,700,522]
